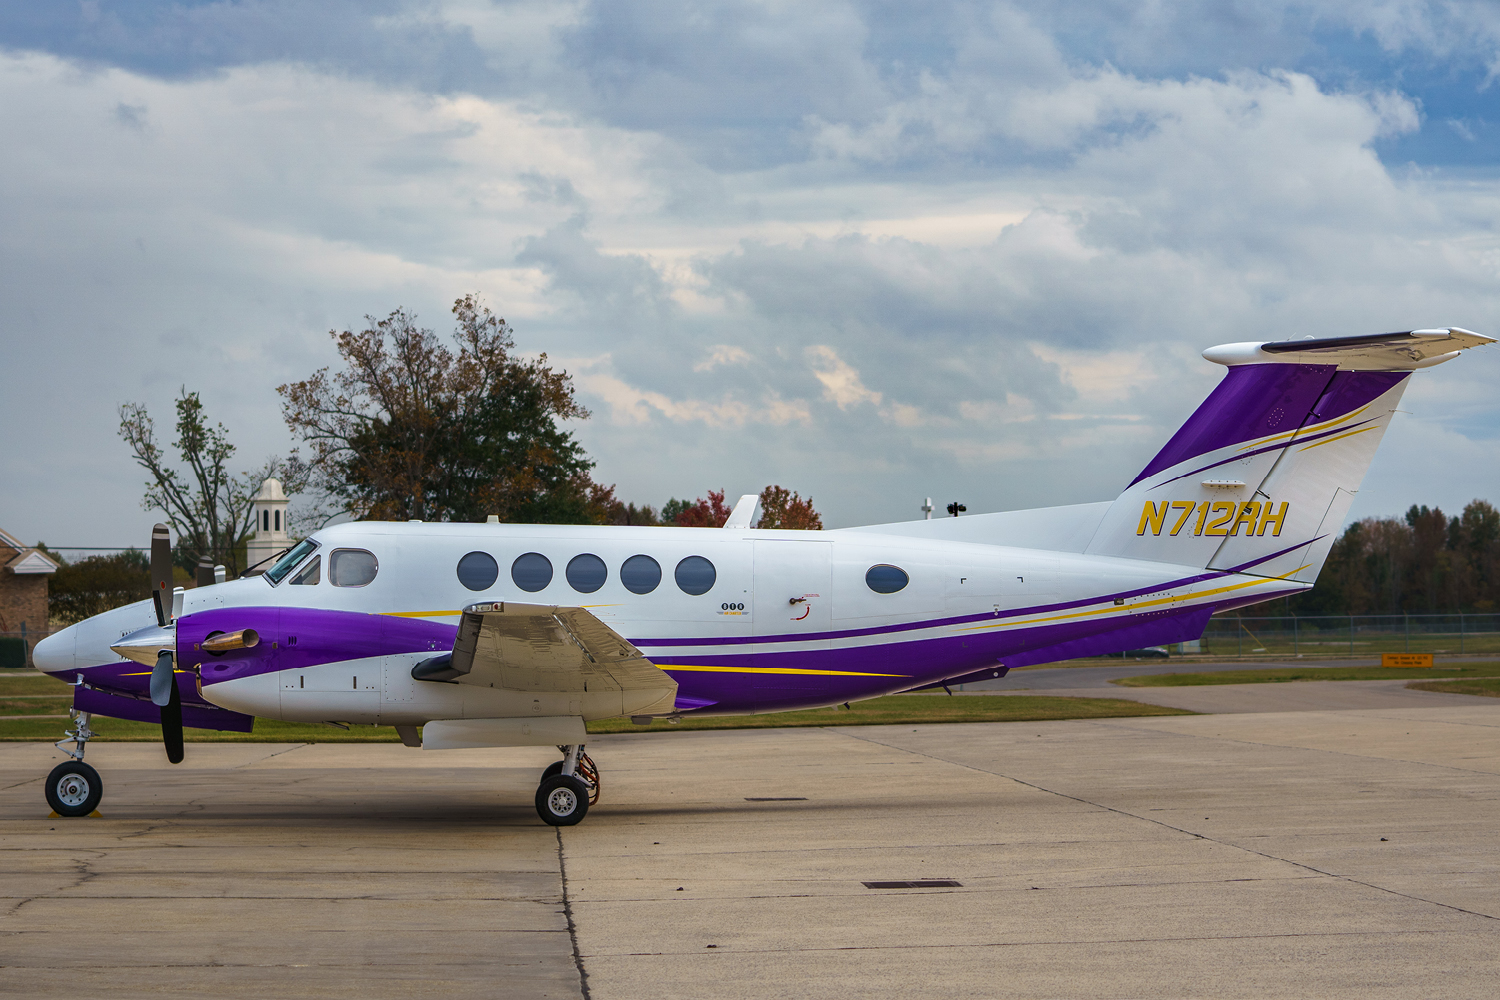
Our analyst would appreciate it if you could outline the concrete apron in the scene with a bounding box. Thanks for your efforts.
[4,704,1500,998]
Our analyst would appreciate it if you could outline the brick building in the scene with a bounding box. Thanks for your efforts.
[0,527,59,666]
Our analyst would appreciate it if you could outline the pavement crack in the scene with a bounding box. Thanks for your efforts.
[831,726,1500,924]
[556,828,591,1000]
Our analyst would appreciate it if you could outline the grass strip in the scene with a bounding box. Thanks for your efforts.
[1407,678,1500,698]
[1111,662,1500,687]
[0,694,1190,742]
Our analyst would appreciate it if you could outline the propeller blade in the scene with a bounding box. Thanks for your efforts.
[160,682,185,765]
[150,523,172,627]
[150,649,175,707]
[196,555,215,589]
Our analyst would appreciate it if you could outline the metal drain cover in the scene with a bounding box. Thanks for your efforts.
[862,880,962,889]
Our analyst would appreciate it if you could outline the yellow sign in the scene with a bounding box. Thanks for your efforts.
[1382,653,1433,668]
[1137,500,1288,538]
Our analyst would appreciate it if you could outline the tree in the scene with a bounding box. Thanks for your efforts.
[671,490,733,528]
[46,550,151,625]
[757,485,822,529]
[663,486,823,529]
[279,295,603,523]
[1281,497,1500,616]
[119,390,307,575]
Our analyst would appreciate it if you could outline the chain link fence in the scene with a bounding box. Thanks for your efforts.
[1197,614,1500,657]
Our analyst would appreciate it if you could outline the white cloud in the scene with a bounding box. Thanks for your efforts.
[3,7,1500,541]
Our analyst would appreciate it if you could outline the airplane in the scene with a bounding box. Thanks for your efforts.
[31,328,1494,825]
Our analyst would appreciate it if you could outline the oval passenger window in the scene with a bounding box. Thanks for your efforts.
[674,556,716,596]
[512,552,553,593]
[865,564,909,594]
[620,554,661,595]
[330,549,379,588]
[457,551,499,591]
[566,553,607,594]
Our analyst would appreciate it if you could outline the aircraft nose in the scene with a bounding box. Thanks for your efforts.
[32,625,77,676]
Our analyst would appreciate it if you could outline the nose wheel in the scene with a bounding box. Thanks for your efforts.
[46,760,102,817]
[537,745,598,826]
[47,710,102,817]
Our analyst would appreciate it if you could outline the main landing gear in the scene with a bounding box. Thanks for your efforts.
[46,711,102,818]
[536,744,598,826]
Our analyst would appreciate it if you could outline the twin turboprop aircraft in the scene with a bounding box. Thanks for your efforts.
[32,329,1493,825]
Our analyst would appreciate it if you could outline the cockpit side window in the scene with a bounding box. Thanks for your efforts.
[330,548,379,588]
[290,556,321,586]
[265,538,319,584]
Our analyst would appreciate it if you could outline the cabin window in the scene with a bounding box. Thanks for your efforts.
[330,549,379,588]
[566,553,607,594]
[265,538,318,584]
[865,564,909,594]
[511,552,553,592]
[674,556,716,596]
[620,554,661,595]
[290,556,321,586]
[457,551,499,591]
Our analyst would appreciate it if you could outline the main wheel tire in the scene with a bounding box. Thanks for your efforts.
[45,761,102,818]
[536,774,590,826]
[542,760,564,781]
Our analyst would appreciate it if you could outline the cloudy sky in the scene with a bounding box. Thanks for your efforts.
[3,1,1500,547]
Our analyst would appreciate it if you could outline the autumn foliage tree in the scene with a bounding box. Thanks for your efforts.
[279,295,612,524]
[658,486,822,529]
[1261,499,1500,616]
[756,485,822,529]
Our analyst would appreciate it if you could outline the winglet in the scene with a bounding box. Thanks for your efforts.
[723,494,761,528]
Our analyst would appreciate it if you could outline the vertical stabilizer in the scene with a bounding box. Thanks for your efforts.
[1085,329,1492,583]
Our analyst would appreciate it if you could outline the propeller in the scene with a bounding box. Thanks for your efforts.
[149,523,172,627]
[146,523,185,763]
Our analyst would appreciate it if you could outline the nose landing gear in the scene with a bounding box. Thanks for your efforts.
[47,712,103,818]
[536,744,598,826]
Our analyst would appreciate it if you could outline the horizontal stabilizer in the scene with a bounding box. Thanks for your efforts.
[1203,328,1493,370]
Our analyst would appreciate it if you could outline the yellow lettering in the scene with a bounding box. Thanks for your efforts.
[1136,501,1168,536]
[1204,502,1236,536]
[1168,501,1196,536]
[1229,502,1261,537]
[1258,501,1288,536]
[1193,501,1211,536]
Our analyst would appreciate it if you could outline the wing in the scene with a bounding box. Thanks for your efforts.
[413,602,678,718]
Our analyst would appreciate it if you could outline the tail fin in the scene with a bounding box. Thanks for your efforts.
[1085,329,1493,582]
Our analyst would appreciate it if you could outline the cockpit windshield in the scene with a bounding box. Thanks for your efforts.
[264,538,319,585]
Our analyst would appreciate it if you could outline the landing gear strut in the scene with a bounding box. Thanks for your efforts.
[536,744,597,826]
[47,711,102,818]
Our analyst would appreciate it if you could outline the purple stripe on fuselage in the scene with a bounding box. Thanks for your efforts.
[1130,364,1335,487]
[74,683,255,732]
[655,603,1223,714]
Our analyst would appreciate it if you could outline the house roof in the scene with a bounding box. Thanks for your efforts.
[7,549,59,575]
[0,528,60,574]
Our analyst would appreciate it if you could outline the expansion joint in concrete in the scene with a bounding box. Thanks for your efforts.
[556,828,591,1000]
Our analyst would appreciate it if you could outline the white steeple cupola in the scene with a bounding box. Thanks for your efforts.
[245,478,291,574]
